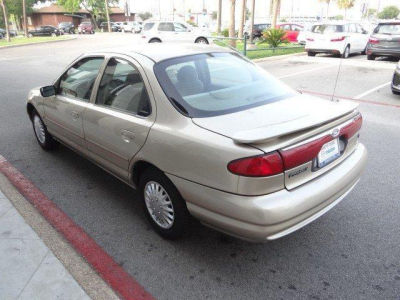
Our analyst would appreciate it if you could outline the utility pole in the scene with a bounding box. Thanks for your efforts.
[238,0,245,38]
[23,0,28,37]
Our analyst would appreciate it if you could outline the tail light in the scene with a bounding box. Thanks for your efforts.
[228,114,363,177]
[228,152,283,177]
[330,36,346,42]
[369,37,379,44]
[306,38,314,42]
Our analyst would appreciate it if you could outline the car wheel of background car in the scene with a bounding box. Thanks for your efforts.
[28,33,33,38]
[195,37,209,44]
[51,33,56,37]
[307,51,316,57]
[31,111,58,151]
[139,167,191,239]
[342,45,350,59]
[361,47,367,55]
[391,89,400,95]
[149,38,161,43]
[367,54,376,61]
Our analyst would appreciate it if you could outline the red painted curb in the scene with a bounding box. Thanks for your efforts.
[0,155,154,300]
[300,89,400,109]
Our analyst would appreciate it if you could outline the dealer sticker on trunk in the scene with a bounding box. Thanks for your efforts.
[318,139,340,168]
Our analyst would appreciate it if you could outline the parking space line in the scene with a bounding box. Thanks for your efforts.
[354,81,392,99]
[278,65,337,79]
[0,155,154,300]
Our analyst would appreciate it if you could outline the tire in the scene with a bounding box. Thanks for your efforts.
[51,33,56,37]
[139,167,190,239]
[392,89,400,95]
[195,37,209,44]
[361,47,366,55]
[28,33,33,38]
[307,51,316,57]
[149,38,161,43]
[31,110,58,151]
[342,45,350,59]
[367,54,376,61]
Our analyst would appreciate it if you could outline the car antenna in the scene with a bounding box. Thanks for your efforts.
[331,58,343,102]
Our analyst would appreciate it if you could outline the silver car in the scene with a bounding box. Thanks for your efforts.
[27,44,367,242]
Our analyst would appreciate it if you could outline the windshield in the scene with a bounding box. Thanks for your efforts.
[154,52,295,117]
[374,24,400,34]
[312,25,343,34]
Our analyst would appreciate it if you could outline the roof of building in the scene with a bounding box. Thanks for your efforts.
[33,4,127,15]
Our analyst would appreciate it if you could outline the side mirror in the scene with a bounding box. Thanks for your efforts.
[40,85,56,97]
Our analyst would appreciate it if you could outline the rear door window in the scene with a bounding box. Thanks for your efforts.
[143,23,154,31]
[158,22,174,31]
[312,25,344,34]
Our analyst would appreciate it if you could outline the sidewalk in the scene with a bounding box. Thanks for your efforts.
[0,189,90,299]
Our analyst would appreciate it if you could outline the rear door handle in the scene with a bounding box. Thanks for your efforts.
[121,130,135,143]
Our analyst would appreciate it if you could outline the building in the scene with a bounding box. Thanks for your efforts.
[28,4,135,29]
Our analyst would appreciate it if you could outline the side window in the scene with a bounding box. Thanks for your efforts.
[174,23,188,32]
[58,57,104,102]
[96,58,151,116]
[158,22,174,31]
[292,25,302,31]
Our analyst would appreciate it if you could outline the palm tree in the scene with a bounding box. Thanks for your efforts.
[217,0,222,34]
[229,0,236,46]
[238,0,245,38]
[271,0,281,28]
[319,0,331,20]
[337,0,355,19]
[249,0,255,43]
[0,0,10,42]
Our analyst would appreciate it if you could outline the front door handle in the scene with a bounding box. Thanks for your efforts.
[121,130,135,143]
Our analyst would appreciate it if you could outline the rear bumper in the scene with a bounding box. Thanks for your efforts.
[367,47,400,57]
[168,143,367,242]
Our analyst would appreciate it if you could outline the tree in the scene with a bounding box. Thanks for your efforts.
[104,0,110,32]
[337,0,355,19]
[229,0,235,47]
[238,0,245,38]
[5,0,36,32]
[138,12,152,21]
[0,0,10,42]
[249,0,255,43]
[23,0,27,37]
[319,0,331,20]
[271,0,281,28]
[378,6,400,19]
[217,0,222,34]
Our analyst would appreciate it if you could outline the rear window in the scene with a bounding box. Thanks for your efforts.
[312,25,344,34]
[143,23,155,31]
[154,52,295,118]
[374,24,400,34]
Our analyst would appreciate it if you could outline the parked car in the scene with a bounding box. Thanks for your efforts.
[99,22,119,32]
[244,23,271,40]
[26,44,367,241]
[391,61,400,95]
[0,28,17,38]
[78,22,94,34]
[58,22,75,34]
[141,21,209,44]
[276,23,303,42]
[366,22,400,61]
[122,21,142,33]
[28,26,60,37]
[113,22,124,32]
[297,23,314,45]
[305,22,370,58]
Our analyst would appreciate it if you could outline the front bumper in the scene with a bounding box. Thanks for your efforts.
[168,143,367,242]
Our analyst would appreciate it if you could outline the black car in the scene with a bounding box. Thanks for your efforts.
[28,26,61,37]
[366,22,400,60]
[245,23,271,39]
[58,22,75,34]
[391,62,400,95]
[0,28,17,38]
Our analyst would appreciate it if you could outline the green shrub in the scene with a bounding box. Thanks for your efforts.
[262,28,287,48]
[221,28,229,37]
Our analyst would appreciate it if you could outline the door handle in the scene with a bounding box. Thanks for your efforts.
[121,130,135,143]
[71,111,80,120]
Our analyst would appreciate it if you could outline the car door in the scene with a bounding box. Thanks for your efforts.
[157,22,175,42]
[356,23,369,50]
[83,56,154,180]
[43,56,105,150]
[347,23,360,52]
[173,22,192,42]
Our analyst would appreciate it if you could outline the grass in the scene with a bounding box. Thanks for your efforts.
[212,38,305,60]
[0,36,72,47]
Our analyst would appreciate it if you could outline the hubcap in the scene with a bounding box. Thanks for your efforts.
[144,181,175,229]
[197,39,207,44]
[33,115,46,144]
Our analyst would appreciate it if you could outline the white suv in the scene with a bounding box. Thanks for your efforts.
[122,21,142,33]
[305,22,370,58]
[141,21,209,44]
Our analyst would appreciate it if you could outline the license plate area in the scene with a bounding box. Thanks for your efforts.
[317,139,341,168]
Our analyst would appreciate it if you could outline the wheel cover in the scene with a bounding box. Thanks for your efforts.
[33,115,46,144]
[144,181,175,229]
[197,38,207,44]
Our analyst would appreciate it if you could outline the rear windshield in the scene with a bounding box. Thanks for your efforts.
[154,52,295,118]
[312,25,344,34]
[374,24,400,34]
[143,23,155,31]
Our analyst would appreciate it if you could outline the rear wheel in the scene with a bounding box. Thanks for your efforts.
[195,37,209,44]
[392,89,400,95]
[139,168,190,239]
[149,38,161,43]
[342,45,350,59]
[367,54,376,61]
[31,111,58,151]
[307,51,316,57]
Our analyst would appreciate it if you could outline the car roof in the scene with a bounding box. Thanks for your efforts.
[89,44,234,63]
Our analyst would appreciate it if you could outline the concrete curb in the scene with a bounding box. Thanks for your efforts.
[252,51,306,63]
[0,36,77,50]
[0,172,119,300]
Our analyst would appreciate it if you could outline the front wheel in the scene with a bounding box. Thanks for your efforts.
[392,89,400,95]
[307,51,316,57]
[195,37,209,44]
[342,45,350,59]
[31,111,58,151]
[139,168,190,239]
[367,54,376,61]
[149,38,161,43]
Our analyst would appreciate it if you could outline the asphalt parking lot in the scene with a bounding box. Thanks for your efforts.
[0,34,399,299]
